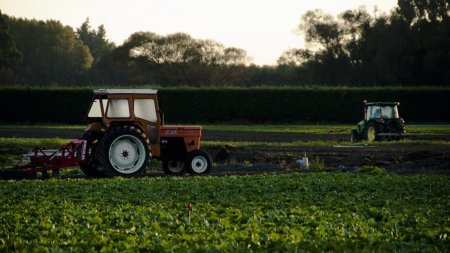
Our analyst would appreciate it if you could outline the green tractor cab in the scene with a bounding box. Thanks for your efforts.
[351,101,406,142]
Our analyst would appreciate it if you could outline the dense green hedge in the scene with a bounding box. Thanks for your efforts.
[1,87,449,124]
[0,88,93,124]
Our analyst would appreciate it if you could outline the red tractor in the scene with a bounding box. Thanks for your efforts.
[1,89,212,179]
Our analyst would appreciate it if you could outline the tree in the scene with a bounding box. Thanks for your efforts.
[120,31,250,86]
[357,16,413,85]
[338,8,372,57]
[0,11,21,85]
[296,9,353,85]
[277,48,311,66]
[76,18,115,84]
[8,18,93,85]
[77,18,115,63]
[397,0,450,25]
[221,47,251,65]
[299,9,342,56]
[395,0,450,85]
[285,6,450,86]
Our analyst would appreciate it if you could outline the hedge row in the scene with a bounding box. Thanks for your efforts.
[1,87,449,124]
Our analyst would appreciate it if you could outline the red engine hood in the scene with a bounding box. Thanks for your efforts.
[160,125,202,138]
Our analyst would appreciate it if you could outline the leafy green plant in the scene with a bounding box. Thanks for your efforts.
[242,160,252,166]
[0,154,18,169]
[309,156,326,171]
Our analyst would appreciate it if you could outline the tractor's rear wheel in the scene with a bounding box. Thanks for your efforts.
[79,131,105,177]
[365,122,381,142]
[186,150,212,175]
[98,126,149,177]
[162,160,185,175]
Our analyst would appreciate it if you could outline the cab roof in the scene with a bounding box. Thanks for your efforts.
[365,102,399,106]
[93,89,158,95]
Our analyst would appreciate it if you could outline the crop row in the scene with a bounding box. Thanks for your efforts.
[1,173,449,252]
[0,87,449,124]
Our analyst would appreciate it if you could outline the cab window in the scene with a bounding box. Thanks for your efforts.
[134,99,157,123]
[106,99,130,118]
[87,99,107,118]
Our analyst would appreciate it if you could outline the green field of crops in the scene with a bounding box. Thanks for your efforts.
[1,173,449,252]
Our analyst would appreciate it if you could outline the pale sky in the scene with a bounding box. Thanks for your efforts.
[0,0,397,65]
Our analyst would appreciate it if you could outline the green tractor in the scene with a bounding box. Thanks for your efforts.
[351,101,406,142]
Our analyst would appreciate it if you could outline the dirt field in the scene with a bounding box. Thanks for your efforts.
[205,143,450,175]
[1,128,449,176]
[202,131,450,175]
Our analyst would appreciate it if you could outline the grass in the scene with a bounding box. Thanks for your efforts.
[0,137,68,151]
[0,124,448,135]
[203,124,352,134]
[0,137,448,154]
[204,124,450,135]
[0,124,85,130]
[0,173,449,252]
[204,140,450,148]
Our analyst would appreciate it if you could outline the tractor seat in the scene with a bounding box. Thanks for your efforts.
[372,109,381,118]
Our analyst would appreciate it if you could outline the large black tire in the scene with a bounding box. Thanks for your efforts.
[79,131,105,177]
[364,122,381,142]
[162,160,186,175]
[185,150,212,175]
[386,118,406,141]
[97,126,149,177]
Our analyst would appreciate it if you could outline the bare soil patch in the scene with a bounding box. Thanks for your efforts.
[203,130,450,175]
[204,144,450,175]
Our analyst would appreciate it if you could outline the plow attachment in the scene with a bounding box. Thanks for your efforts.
[0,140,87,180]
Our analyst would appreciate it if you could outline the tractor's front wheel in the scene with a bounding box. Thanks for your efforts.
[365,122,381,142]
[186,150,212,175]
[98,126,149,177]
[162,160,185,175]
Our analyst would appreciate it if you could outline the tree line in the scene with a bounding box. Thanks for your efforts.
[1,0,449,87]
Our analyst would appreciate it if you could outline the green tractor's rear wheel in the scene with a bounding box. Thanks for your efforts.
[365,122,381,142]
[351,130,359,143]
[98,126,149,177]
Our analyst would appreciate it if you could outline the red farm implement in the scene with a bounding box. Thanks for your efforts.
[0,140,87,180]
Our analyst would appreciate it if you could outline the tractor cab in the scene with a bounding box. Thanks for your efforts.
[352,101,406,142]
[364,102,400,122]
